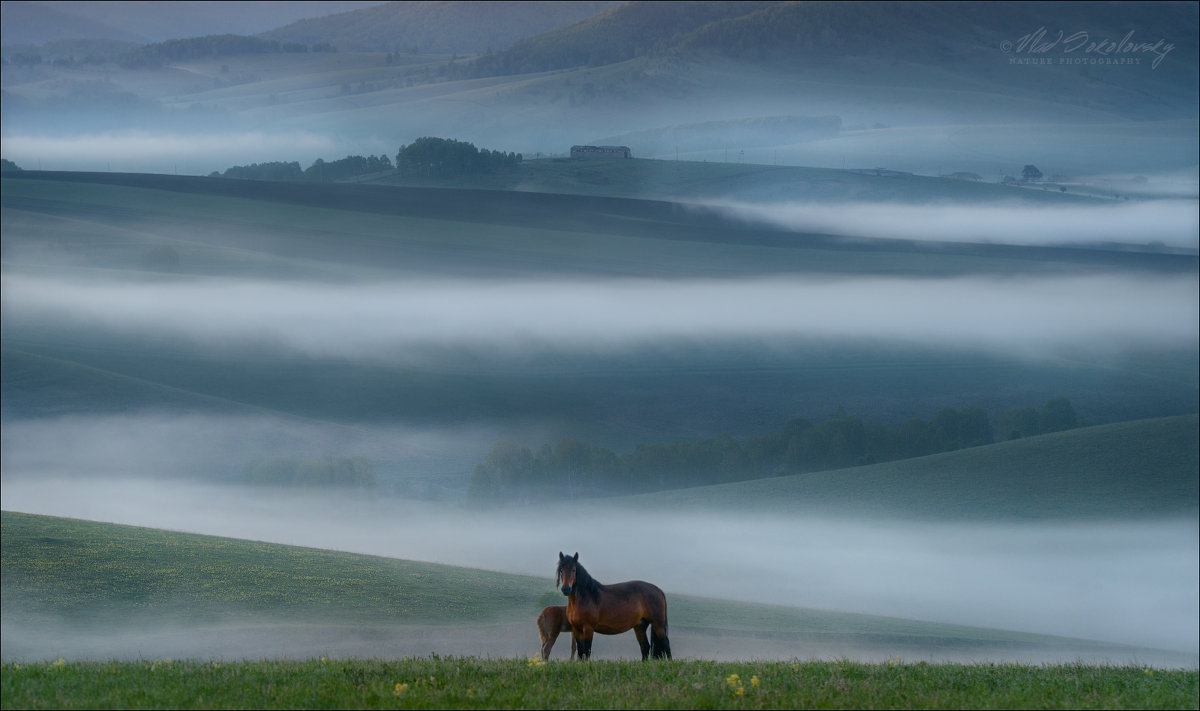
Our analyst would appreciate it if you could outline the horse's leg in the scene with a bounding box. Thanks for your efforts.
[634,620,651,660]
[541,624,559,661]
[575,627,594,660]
[650,621,671,659]
[570,631,577,659]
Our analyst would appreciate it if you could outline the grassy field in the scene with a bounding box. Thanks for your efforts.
[2,511,1161,664]
[3,657,1196,710]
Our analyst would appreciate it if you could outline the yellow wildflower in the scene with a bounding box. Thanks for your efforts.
[725,673,745,695]
[750,675,760,687]
[393,683,409,696]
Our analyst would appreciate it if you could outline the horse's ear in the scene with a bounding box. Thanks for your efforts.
[573,552,579,561]
[558,551,564,561]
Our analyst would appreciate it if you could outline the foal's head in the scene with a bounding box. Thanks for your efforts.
[557,551,579,596]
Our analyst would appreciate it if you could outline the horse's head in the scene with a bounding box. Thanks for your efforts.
[557,551,579,596]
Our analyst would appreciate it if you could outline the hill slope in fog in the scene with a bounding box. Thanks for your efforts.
[619,415,1200,520]
[3,510,1177,663]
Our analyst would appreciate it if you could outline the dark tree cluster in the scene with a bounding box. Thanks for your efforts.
[396,137,521,177]
[213,161,304,181]
[242,455,376,488]
[469,399,1081,504]
[304,154,393,181]
[212,139,520,182]
[210,154,393,182]
[117,35,320,68]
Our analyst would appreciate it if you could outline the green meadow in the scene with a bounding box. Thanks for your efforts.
[4,658,1195,710]
[2,511,1120,656]
[3,512,1196,709]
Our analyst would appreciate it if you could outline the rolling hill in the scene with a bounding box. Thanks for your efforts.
[2,511,1179,663]
[2,172,1196,454]
[3,172,1196,440]
[461,1,1198,120]
[261,1,619,55]
[615,415,1200,520]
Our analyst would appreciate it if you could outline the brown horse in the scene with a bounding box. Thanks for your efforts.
[537,605,576,660]
[556,551,671,660]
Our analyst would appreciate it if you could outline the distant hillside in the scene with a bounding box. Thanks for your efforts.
[261,1,620,54]
[673,1,1198,119]
[0,1,382,46]
[462,1,772,75]
[462,1,1198,121]
[0,349,250,418]
[0,1,143,45]
[620,415,1200,520]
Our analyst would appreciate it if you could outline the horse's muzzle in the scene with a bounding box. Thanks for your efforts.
[560,584,571,595]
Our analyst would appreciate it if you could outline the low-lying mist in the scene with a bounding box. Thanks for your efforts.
[710,199,1200,249]
[5,273,1197,362]
[2,477,1196,657]
[0,130,384,176]
[0,413,501,482]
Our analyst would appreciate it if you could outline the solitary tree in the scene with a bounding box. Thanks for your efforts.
[1022,164,1043,181]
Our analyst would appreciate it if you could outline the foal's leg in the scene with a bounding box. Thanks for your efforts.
[634,620,651,660]
[540,624,559,661]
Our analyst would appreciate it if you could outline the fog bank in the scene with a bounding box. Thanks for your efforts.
[712,200,1200,249]
[5,273,1197,361]
[3,478,1195,657]
[0,131,376,176]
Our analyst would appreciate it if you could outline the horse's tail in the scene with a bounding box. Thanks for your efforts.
[650,586,671,660]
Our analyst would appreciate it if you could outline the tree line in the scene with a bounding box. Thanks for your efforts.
[212,154,393,182]
[468,398,1081,504]
[212,138,520,182]
[117,34,334,69]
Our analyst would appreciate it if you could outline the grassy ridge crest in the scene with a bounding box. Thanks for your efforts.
[618,415,1200,520]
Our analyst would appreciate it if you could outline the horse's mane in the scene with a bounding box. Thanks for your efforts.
[572,560,603,603]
